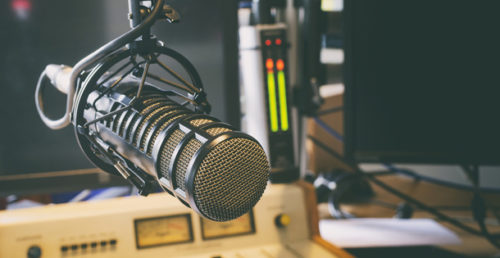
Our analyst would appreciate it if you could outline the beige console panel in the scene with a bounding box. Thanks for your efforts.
[0,183,347,258]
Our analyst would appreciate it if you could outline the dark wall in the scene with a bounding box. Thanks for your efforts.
[344,0,500,164]
[0,0,238,176]
[0,0,108,175]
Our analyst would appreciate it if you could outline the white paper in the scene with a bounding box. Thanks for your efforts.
[320,218,461,248]
[320,48,344,65]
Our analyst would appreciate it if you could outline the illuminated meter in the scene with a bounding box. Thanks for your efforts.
[200,212,255,240]
[240,24,298,182]
[134,214,193,249]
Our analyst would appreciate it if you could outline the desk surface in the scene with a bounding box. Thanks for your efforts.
[318,175,500,257]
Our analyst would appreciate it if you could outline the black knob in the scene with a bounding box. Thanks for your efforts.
[27,245,42,258]
[274,213,291,228]
[395,202,414,219]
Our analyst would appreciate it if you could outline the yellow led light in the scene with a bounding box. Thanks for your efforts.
[267,72,279,133]
[278,71,289,131]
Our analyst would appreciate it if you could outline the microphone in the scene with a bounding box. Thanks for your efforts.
[44,64,271,222]
[35,1,270,222]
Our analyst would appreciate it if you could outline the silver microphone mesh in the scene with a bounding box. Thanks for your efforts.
[96,91,270,221]
[158,129,185,181]
[175,138,202,191]
[193,137,269,221]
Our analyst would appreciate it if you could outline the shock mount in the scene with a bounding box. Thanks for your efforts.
[37,0,212,195]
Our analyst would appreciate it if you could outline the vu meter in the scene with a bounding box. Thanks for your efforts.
[201,212,255,240]
[134,214,193,249]
[240,24,299,183]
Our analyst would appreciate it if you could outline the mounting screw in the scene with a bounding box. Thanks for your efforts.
[133,67,144,78]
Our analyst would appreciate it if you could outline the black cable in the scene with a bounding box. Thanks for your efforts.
[467,165,500,249]
[313,118,343,142]
[368,199,500,212]
[488,199,500,224]
[307,135,398,179]
[310,112,500,193]
[462,165,500,222]
[362,172,500,238]
[307,135,345,161]
[306,137,500,239]
[384,164,500,193]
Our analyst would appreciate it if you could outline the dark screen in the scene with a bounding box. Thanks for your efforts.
[344,0,500,164]
[0,0,238,176]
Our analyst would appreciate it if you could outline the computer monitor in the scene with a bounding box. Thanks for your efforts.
[343,0,500,165]
[0,0,238,195]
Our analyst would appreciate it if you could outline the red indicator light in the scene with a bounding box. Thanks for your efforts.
[276,59,285,71]
[266,59,274,70]
[11,0,32,20]
[12,0,31,10]
[265,39,272,46]
[275,38,282,45]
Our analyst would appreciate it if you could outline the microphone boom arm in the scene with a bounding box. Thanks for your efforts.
[35,0,166,130]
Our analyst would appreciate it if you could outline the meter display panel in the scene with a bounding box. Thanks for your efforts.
[200,211,255,240]
[134,214,193,249]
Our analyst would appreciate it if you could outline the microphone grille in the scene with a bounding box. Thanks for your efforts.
[206,127,232,136]
[193,137,269,221]
[175,138,202,191]
[104,92,271,221]
[88,89,270,222]
[159,129,186,181]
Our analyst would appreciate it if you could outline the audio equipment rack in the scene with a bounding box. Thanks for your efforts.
[240,24,299,183]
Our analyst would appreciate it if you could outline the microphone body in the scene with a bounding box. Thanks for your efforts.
[82,79,270,221]
[34,3,269,222]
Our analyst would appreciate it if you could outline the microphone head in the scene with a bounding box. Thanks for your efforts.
[189,136,270,221]
[136,94,271,221]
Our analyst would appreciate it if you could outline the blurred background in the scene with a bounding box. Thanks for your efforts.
[0,0,238,195]
[0,0,499,257]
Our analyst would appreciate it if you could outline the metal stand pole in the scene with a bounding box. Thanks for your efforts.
[128,0,143,28]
